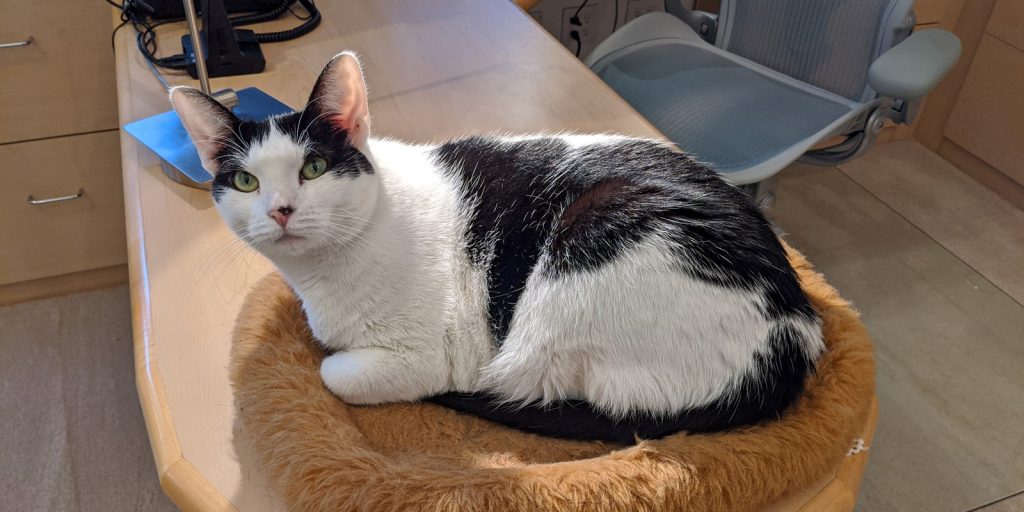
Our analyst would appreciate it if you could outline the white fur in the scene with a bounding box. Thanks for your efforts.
[171,53,822,415]
[209,127,821,414]
[229,134,495,403]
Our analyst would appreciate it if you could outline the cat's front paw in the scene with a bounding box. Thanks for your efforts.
[320,348,389,404]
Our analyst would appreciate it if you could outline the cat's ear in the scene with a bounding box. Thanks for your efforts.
[306,51,371,150]
[169,86,240,174]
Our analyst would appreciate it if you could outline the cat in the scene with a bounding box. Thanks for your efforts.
[170,51,824,443]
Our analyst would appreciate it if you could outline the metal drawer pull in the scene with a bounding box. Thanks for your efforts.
[0,37,34,49]
[28,188,85,205]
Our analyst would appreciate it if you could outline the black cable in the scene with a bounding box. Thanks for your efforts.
[288,3,312,20]
[229,0,290,26]
[566,0,616,59]
[111,17,130,51]
[108,0,130,51]
[570,0,591,25]
[253,0,320,43]
[109,0,321,70]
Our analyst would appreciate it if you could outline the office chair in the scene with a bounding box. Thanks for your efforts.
[585,0,961,204]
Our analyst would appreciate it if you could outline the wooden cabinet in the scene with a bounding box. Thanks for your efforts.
[0,132,126,286]
[986,0,1024,53]
[914,0,954,25]
[945,34,1024,185]
[917,0,1024,206]
[0,0,119,144]
[0,1,126,302]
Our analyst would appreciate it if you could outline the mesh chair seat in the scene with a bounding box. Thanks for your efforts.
[587,11,889,184]
[596,42,856,176]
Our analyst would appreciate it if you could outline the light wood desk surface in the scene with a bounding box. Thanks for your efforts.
[114,2,875,510]
[113,1,660,510]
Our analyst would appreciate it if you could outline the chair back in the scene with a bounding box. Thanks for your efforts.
[717,0,915,102]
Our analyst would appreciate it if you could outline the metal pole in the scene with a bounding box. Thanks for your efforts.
[183,0,211,96]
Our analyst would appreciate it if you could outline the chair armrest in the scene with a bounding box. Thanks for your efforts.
[868,29,961,100]
[665,0,718,44]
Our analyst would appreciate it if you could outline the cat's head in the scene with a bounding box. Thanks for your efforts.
[169,51,375,258]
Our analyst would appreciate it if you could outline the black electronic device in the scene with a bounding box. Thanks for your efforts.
[141,0,284,19]
[114,0,320,77]
[180,0,265,78]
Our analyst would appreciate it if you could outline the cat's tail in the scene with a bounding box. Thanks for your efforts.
[428,392,639,443]
[423,389,782,446]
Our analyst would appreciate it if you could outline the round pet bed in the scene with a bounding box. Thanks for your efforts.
[230,248,876,512]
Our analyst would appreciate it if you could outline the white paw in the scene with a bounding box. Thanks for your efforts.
[320,348,387,404]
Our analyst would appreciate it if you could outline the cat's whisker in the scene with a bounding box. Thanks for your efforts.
[319,215,370,233]
[204,230,264,288]
[324,210,377,229]
[186,235,255,299]
[324,225,366,242]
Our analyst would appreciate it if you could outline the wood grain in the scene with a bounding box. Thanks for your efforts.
[0,0,119,144]
[0,131,127,286]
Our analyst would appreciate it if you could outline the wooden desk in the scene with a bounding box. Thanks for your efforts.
[113,1,659,510]
[115,2,875,510]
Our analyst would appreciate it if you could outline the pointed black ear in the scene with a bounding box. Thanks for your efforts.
[169,86,240,173]
[305,51,370,149]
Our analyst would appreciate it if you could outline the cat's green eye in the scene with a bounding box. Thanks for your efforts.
[232,171,259,192]
[301,156,329,180]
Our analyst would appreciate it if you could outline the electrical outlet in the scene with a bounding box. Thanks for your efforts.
[624,0,664,23]
[560,1,615,60]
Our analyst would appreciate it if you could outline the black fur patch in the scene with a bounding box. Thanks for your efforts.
[275,111,373,178]
[432,137,573,342]
[210,119,268,201]
[431,136,818,442]
[433,137,815,335]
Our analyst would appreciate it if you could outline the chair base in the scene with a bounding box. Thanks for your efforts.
[739,177,777,209]
[800,105,894,167]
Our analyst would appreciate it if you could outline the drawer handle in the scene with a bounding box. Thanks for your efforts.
[0,37,33,49]
[27,188,85,205]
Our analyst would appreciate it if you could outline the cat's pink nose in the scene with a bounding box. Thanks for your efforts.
[268,205,294,228]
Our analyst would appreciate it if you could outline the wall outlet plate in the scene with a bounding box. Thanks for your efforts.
[529,1,667,60]
[560,1,616,59]
[624,0,665,23]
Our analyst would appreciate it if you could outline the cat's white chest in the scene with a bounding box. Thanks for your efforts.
[292,272,364,350]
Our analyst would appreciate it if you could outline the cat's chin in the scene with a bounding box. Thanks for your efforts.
[254,233,319,257]
[276,233,306,244]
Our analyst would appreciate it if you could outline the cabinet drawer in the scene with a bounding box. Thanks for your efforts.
[914,0,951,25]
[988,0,1024,52]
[945,35,1024,187]
[0,131,126,285]
[0,1,119,144]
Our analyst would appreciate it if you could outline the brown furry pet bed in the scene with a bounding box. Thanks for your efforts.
[230,249,875,511]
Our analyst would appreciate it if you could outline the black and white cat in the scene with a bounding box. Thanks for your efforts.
[170,52,823,443]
